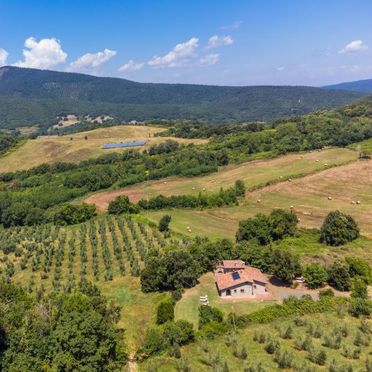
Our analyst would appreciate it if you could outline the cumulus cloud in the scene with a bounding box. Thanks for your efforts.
[118,59,144,72]
[276,66,285,71]
[339,40,368,54]
[14,37,67,69]
[200,53,219,65]
[207,35,233,49]
[69,49,117,72]
[221,21,242,30]
[148,37,199,68]
[0,48,8,66]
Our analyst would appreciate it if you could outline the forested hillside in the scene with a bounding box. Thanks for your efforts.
[325,78,372,93]
[0,66,365,129]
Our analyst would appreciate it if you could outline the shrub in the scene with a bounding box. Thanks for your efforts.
[308,347,327,365]
[320,210,359,246]
[199,305,224,329]
[156,299,175,324]
[108,195,139,215]
[349,298,372,317]
[318,288,334,299]
[264,338,280,354]
[303,263,328,289]
[274,349,294,369]
[271,249,301,283]
[346,257,371,282]
[351,277,368,299]
[327,261,351,291]
[159,214,171,232]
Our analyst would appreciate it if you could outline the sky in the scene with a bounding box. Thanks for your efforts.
[0,0,371,86]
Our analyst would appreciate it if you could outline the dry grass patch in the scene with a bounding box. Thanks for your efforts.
[0,125,207,172]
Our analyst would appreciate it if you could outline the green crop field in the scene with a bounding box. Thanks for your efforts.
[0,125,207,173]
[0,215,171,349]
[139,312,372,371]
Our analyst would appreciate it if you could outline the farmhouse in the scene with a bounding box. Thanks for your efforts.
[214,260,268,298]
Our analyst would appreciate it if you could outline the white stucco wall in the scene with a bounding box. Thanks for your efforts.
[219,281,266,297]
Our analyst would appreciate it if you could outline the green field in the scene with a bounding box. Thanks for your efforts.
[0,125,207,173]
[0,215,170,350]
[140,312,372,371]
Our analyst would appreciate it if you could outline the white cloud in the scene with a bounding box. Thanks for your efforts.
[200,53,219,65]
[221,21,242,30]
[69,49,117,72]
[339,40,368,54]
[14,37,67,69]
[276,66,285,71]
[207,35,233,49]
[0,48,8,66]
[118,59,144,72]
[148,37,199,68]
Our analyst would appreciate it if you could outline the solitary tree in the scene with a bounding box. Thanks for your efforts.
[159,214,171,232]
[320,210,359,246]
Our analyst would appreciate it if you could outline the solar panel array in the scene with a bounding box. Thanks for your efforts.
[232,272,240,280]
[102,141,146,149]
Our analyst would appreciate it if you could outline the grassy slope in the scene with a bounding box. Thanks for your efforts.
[140,313,371,371]
[0,125,207,173]
[86,147,357,211]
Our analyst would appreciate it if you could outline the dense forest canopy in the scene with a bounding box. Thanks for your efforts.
[0,66,366,129]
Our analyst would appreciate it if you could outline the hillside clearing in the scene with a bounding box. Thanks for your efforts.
[142,158,372,243]
[86,147,357,211]
[0,125,207,172]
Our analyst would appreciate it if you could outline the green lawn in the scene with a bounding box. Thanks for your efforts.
[175,273,275,329]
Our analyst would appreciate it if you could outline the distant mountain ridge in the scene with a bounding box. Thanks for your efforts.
[324,78,372,93]
[0,66,366,130]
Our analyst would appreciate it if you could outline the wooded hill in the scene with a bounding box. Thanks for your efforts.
[0,66,365,130]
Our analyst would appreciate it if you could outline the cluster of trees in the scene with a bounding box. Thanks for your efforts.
[53,203,97,225]
[138,180,245,210]
[108,195,139,215]
[236,209,298,244]
[0,131,20,155]
[0,280,126,370]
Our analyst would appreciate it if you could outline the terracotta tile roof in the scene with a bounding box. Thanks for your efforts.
[215,266,268,291]
[216,260,246,269]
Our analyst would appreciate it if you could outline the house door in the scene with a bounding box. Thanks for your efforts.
[226,289,231,296]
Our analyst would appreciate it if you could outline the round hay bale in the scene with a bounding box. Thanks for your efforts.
[279,175,283,179]
[257,199,261,203]
[192,187,195,190]
[290,205,294,209]
[315,159,319,162]
[351,201,356,205]
[357,200,361,204]
[328,196,332,200]
[288,178,292,182]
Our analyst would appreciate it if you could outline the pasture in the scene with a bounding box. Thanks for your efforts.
[0,125,207,172]
[86,147,357,211]
[142,158,372,245]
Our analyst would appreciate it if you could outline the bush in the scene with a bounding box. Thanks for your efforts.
[159,214,171,232]
[327,261,351,291]
[271,249,301,283]
[318,288,334,299]
[53,203,96,225]
[320,210,359,246]
[303,263,328,289]
[108,195,139,215]
[199,305,224,329]
[156,299,175,324]
[308,347,327,365]
[351,277,368,299]
[349,298,372,317]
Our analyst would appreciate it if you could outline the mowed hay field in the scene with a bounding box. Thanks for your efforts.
[145,157,372,241]
[0,125,207,173]
[86,147,357,211]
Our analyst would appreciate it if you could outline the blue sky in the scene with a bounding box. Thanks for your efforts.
[0,0,371,86]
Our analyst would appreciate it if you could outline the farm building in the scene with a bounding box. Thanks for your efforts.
[214,260,268,298]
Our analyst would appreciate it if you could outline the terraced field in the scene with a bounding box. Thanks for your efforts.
[0,125,207,173]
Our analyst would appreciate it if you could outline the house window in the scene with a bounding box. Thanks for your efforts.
[240,289,245,293]
[253,284,257,288]
[234,289,237,293]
